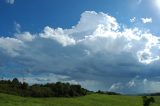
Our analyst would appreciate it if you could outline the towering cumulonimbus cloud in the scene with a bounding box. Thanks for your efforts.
[0,11,160,93]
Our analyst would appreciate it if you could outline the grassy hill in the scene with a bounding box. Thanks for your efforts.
[0,93,160,106]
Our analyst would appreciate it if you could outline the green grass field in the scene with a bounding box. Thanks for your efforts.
[0,93,159,106]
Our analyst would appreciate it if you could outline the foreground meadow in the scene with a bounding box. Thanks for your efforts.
[0,93,160,106]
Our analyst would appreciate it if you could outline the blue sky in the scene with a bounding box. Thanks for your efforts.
[0,0,160,94]
[1,0,160,35]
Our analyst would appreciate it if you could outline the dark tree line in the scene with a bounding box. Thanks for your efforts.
[96,90,121,95]
[0,78,87,97]
[148,92,160,96]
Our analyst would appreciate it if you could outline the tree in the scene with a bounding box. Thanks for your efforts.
[12,78,19,85]
[142,96,155,106]
[20,82,28,89]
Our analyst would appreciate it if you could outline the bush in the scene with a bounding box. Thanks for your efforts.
[142,96,155,106]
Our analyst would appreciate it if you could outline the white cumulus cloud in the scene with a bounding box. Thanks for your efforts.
[5,0,15,4]
[0,11,160,93]
[40,26,76,46]
[130,17,136,23]
[141,18,152,24]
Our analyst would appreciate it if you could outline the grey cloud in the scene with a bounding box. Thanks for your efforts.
[0,11,160,93]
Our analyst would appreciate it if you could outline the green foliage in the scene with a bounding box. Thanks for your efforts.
[30,86,53,97]
[0,78,87,97]
[142,96,155,106]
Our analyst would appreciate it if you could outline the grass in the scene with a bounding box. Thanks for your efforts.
[0,93,159,106]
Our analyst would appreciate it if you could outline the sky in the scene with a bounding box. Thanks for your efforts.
[0,0,160,94]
